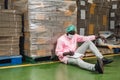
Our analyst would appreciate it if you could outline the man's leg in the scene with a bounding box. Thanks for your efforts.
[75,41,103,59]
[67,58,95,71]
[67,58,104,73]
[75,41,113,64]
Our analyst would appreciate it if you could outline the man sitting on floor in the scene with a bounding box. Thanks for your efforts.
[55,25,113,74]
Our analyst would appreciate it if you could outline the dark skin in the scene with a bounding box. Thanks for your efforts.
[66,31,75,36]
[63,51,74,56]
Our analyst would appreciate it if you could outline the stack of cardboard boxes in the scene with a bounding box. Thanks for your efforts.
[77,0,120,55]
[77,0,120,35]
[77,0,111,35]
[0,0,13,9]
[13,0,77,58]
[0,1,22,56]
[0,0,4,9]
[109,1,120,36]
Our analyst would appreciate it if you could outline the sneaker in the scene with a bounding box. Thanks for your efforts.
[102,57,113,65]
[95,58,104,74]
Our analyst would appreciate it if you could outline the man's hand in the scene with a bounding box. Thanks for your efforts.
[95,35,101,39]
[80,54,84,59]
[63,51,74,56]
[95,35,107,43]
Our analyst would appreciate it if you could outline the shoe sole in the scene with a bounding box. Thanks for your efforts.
[103,60,113,65]
[97,58,104,74]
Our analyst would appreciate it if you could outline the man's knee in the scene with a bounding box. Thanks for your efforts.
[85,40,93,44]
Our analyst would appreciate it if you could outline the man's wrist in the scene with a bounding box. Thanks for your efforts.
[95,35,101,39]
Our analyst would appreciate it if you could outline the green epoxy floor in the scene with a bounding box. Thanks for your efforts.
[0,55,120,80]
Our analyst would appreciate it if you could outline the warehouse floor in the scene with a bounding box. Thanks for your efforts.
[0,54,120,80]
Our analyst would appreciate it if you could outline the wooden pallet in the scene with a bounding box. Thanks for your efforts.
[23,55,51,63]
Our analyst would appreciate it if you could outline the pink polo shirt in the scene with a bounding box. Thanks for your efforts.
[55,34,96,64]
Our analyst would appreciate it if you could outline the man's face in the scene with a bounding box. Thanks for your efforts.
[68,31,75,35]
[67,31,75,39]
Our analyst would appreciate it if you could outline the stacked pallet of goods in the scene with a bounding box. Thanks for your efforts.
[0,10,22,56]
[77,0,111,35]
[77,0,120,56]
[77,0,120,36]
[0,0,4,9]
[109,0,120,37]
[108,0,120,54]
[0,0,22,66]
[13,0,77,60]
[0,0,13,9]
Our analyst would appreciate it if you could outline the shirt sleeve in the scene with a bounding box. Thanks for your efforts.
[76,34,96,42]
[55,39,64,58]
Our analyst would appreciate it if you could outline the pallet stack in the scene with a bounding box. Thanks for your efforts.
[109,0,120,36]
[0,0,13,9]
[0,0,22,66]
[77,0,111,35]
[76,0,120,55]
[13,0,77,59]
[77,0,120,35]
[0,0,4,9]
[0,10,22,56]
[24,0,77,58]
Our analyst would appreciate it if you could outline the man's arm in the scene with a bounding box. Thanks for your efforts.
[76,34,96,42]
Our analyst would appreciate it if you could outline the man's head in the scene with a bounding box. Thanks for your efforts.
[66,25,76,33]
[66,25,76,38]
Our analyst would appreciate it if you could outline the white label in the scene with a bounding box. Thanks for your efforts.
[110,12,115,17]
[88,0,93,4]
[112,4,117,9]
[80,28,85,36]
[81,10,86,19]
[80,1,85,6]
[110,21,115,29]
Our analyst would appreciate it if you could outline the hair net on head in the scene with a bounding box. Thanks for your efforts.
[66,25,76,33]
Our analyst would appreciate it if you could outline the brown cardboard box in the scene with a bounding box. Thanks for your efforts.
[0,49,19,56]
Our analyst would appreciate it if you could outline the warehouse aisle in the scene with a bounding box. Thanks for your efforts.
[0,55,120,80]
